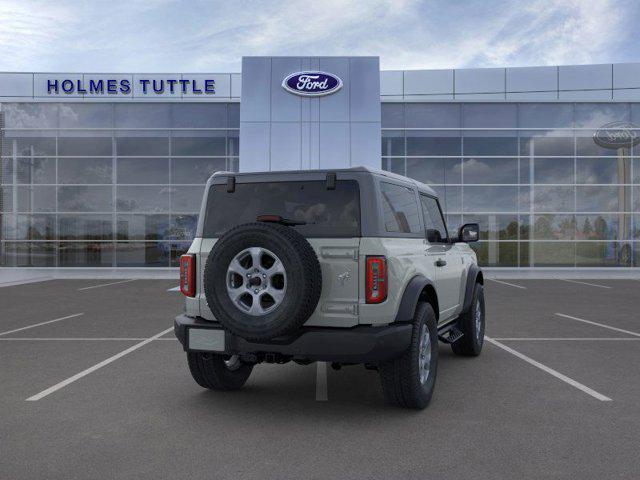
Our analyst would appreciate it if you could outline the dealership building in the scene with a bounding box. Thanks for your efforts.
[0,57,639,270]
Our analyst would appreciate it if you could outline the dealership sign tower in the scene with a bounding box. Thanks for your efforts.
[239,56,381,172]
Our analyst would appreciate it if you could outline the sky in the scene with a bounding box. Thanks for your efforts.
[0,0,638,73]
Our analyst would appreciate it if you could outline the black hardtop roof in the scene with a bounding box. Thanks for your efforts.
[208,166,438,197]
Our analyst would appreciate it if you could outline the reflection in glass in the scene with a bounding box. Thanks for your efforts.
[470,241,518,267]
[117,214,169,240]
[463,186,518,212]
[381,130,404,156]
[171,135,226,156]
[576,242,631,267]
[406,104,460,128]
[171,158,225,184]
[116,136,168,156]
[16,214,55,240]
[534,186,574,212]
[533,215,576,240]
[382,158,405,176]
[463,104,516,128]
[381,104,404,128]
[117,158,169,184]
[171,104,227,128]
[115,242,169,267]
[58,186,113,212]
[169,215,198,241]
[59,242,114,267]
[576,186,627,212]
[575,214,630,241]
[58,137,113,156]
[519,134,573,156]
[59,214,113,240]
[462,157,517,184]
[16,157,55,184]
[430,186,462,213]
[114,104,170,128]
[518,104,573,129]
[576,157,630,184]
[462,214,519,240]
[59,103,113,128]
[534,158,574,184]
[3,103,58,128]
[171,186,205,212]
[59,158,112,184]
[17,186,56,212]
[3,136,56,156]
[406,158,461,184]
[463,136,518,156]
[116,186,170,213]
[406,131,460,156]
[531,242,575,266]
[574,103,630,128]
[2,242,56,267]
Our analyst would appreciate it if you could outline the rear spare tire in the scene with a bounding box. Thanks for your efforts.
[204,222,322,342]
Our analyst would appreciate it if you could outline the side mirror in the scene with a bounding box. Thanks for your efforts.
[426,228,442,243]
[458,223,479,243]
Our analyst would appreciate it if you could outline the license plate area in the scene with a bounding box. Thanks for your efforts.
[188,328,225,352]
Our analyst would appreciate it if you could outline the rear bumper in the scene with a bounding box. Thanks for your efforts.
[174,314,412,364]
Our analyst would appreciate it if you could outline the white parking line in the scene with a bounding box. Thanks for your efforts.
[25,327,174,401]
[316,362,328,401]
[485,336,612,402]
[558,279,611,289]
[492,337,640,341]
[0,313,84,337]
[555,313,640,337]
[0,337,177,341]
[487,279,527,290]
[167,286,180,292]
[78,279,137,291]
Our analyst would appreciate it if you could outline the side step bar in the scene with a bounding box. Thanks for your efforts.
[437,321,464,344]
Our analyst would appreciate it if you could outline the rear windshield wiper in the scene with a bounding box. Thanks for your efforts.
[257,215,307,227]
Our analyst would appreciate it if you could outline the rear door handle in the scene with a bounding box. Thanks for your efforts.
[435,258,447,267]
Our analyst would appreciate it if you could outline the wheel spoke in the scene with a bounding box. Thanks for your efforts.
[228,259,248,276]
[266,260,285,275]
[249,247,263,269]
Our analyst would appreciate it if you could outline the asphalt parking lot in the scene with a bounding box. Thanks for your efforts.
[1,278,639,479]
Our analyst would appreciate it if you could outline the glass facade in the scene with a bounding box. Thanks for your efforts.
[382,102,639,268]
[0,102,239,267]
[1,100,638,268]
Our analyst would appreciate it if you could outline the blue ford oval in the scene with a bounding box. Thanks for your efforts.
[282,71,343,97]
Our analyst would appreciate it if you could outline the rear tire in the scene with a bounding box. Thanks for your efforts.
[187,352,253,391]
[379,302,438,409]
[451,283,485,357]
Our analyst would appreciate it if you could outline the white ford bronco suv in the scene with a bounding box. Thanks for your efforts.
[174,167,484,409]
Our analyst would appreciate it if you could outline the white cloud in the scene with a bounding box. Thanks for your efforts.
[0,0,636,72]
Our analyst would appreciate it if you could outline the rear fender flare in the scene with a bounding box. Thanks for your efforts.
[394,275,438,323]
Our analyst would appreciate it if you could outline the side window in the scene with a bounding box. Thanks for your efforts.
[420,195,449,242]
[379,182,421,234]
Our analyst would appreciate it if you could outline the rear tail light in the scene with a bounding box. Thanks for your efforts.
[180,254,196,297]
[366,256,387,304]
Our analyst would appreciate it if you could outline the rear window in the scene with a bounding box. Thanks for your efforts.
[203,180,360,238]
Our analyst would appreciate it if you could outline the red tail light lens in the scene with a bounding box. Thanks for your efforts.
[180,254,196,297]
[366,256,387,304]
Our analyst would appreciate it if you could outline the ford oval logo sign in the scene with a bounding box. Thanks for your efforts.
[593,121,640,149]
[282,71,343,97]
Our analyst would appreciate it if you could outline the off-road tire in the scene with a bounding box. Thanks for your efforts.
[379,302,438,409]
[451,283,485,356]
[204,222,322,342]
[187,352,253,391]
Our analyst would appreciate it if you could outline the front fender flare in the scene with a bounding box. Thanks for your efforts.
[461,264,483,314]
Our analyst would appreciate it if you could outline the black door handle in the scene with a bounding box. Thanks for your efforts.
[435,259,447,267]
